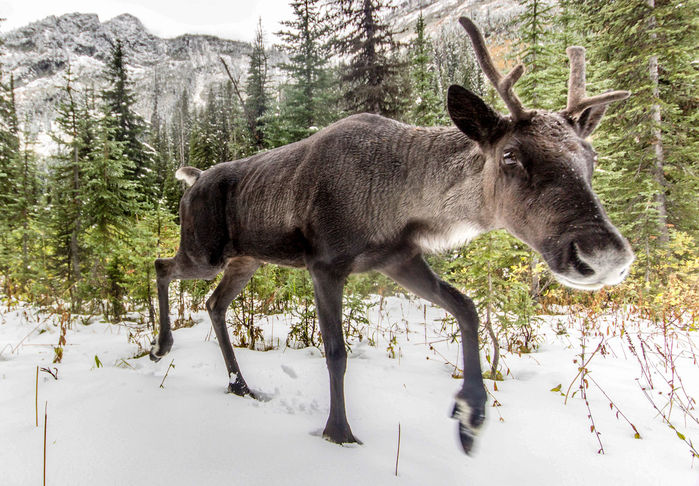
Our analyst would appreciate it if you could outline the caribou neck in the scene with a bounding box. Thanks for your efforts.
[400,125,495,251]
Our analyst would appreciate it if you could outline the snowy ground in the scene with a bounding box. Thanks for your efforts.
[1,297,698,486]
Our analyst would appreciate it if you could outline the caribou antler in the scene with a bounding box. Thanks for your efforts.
[459,17,534,122]
[565,46,630,116]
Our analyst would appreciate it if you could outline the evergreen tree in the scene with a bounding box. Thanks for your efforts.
[189,84,241,168]
[0,70,21,295]
[513,0,562,110]
[11,115,40,291]
[0,74,20,224]
[544,0,582,109]
[149,78,173,203]
[188,100,218,171]
[82,107,138,320]
[170,88,192,169]
[432,25,486,100]
[47,66,93,309]
[408,12,444,126]
[101,39,153,202]
[510,1,565,297]
[333,0,406,117]
[245,20,270,149]
[274,0,337,142]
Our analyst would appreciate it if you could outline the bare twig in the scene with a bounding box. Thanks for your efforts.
[9,324,42,354]
[159,359,175,388]
[428,344,461,377]
[43,401,47,486]
[564,339,604,405]
[35,366,39,427]
[40,367,59,380]
[394,422,401,476]
[581,374,605,454]
[484,383,504,422]
[219,57,260,145]
[637,379,698,458]
[587,374,641,439]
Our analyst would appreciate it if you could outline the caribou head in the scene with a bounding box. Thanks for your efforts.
[451,17,634,290]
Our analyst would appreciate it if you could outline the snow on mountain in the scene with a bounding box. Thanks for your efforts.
[1,3,523,155]
[1,12,283,154]
[389,0,523,41]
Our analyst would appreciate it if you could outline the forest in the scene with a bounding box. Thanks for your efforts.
[0,0,698,482]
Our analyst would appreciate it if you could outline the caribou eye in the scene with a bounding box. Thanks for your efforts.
[503,150,519,166]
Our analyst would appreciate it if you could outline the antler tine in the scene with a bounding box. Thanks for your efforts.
[566,46,630,115]
[459,17,533,121]
[566,46,587,112]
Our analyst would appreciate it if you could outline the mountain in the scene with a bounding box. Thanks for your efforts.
[389,0,522,41]
[1,12,283,153]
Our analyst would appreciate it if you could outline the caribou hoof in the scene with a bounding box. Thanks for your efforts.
[149,334,173,362]
[227,375,255,399]
[451,398,486,455]
[323,422,361,445]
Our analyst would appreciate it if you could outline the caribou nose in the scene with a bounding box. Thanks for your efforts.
[573,234,634,286]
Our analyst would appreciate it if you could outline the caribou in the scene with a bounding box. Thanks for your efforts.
[149,17,634,454]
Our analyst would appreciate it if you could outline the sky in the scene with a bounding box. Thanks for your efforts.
[0,0,294,42]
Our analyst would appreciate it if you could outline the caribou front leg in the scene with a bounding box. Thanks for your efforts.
[382,253,486,454]
[150,257,176,361]
[150,255,221,362]
[308,261,358,444]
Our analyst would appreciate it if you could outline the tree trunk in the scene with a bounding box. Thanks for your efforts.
[647,0,669,244]
[485,236,500,379]
[529,250,541,301]
[70,142,81,311]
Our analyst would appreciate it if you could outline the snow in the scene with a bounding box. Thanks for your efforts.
[1,297,698,486]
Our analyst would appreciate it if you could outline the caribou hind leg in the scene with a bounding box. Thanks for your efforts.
[308,261,358,444]
[205,257,261,397]
[381,253,486,454]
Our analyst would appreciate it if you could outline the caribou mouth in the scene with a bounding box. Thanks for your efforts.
[569,242,595,277]
[552,272,605,291]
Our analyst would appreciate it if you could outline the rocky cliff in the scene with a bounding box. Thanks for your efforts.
[1,13,281,151]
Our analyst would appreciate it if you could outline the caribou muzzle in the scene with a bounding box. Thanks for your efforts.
[547,225,634,290]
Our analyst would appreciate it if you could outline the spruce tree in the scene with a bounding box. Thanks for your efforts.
[101,39,152,202]
[511,0,565,297]
[47,67,85,308]
[274,0,337,142]
[333,0,405,117]
[189,84,241,168]
[513,0,562,110]
[0,72,19,224]
[170,88,192,168]
[0,69,21,295]
[408,12,444,126]
[188,98,217,171]
[149,79,173,204]
[432,25,486,100]
[245,20,270,149]
[82,106,138,320]
[12,114,40,290]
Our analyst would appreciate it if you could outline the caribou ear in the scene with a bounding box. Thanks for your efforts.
[447,85,504,144]
[574,104,608,138]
